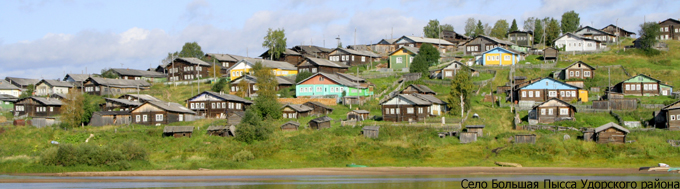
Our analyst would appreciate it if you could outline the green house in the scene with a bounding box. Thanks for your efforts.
[388,46,419,71]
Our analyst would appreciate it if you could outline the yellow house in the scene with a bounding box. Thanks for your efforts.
[579,90,589,102]
[480,47,519,66]
[227,58,297,80]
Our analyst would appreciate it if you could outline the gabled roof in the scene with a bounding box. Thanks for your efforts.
[227,58,297,71]
[86,77,151,88]
[17,96,62,106]
[63,74,91,82]
[293,45,334,54]
[395,36,455,46]
[110,68,167,78]
[331,48,381,58]
[297,72,365,88]
[0,94,18,102]
[0,82,20,90]
[352,110,370,114]
[302,57,348,68]
[520,77,581,90]
[575,26,616,36]
[411,93,446,104]
[163,126,194,133]
[532,98,576,111]
[378,38,398,44]
[188,91,253,104]
[145,101,196,114]
[50,93,67,100]
[662,100,680,111]
[259,48,301,58]
[381,94,432,105]
[659,18,680,25]
[303,101,334,110]
[119,94,161,102]
[310,116,333,123]
[402,84,436,94]
[229,75,294,85]
[602,24,635,35]
[5,77,40,87]
[104,98,142,106]
[282,121,301,126]
[175,57,211,66]
[554,33,603,43]
[563,61,596,71]
[477,35,515,46]
[481,47,518,55]
[617,74,664,85]
[508,30,534,35]
[336,73,366,83]
[594,122,629,134]
[205,53,247,62]
[388,46,420,56]
[94,111,131,116]
[282,103,313,112]
[36,79,74,88]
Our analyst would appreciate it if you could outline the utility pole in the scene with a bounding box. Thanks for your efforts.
[213,58,217,83]
[608,67,611,111]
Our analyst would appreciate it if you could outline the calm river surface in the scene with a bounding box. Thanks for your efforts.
[1,174,679,189]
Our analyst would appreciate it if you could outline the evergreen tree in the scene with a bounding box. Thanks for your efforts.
[560,10,580,34]
[252,61,282,120]
[409,43,439,79]
[474,21,485,37]
[509,19,519,33]
[546,18,561,46]
[446,69,474,117]
[533,19,544,45]
[295,71,314,83]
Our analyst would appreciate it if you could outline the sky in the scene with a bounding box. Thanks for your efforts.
[0,0,678,80]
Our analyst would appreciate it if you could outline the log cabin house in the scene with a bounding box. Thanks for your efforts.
[381,94,432,122]
[186,91,253,119]
[163,126,194,138]
[583,122,629,144]
[517,77,583,102]
[347,110,370,121]
[410,93,447,116]
[13,96,62,117]
[118,94,161,103]
[62,74,91,89]
[303,101,334,115]
[100,98,141,112]
[430,61,477,79]
[281,103,313,119]
[462,35,515,55]
[229,75,294,97]
[440,30,470,46]
[557,61,596,80]
[131,101,196,126]
[601,24,636,38]
[108,68,167,83]
[309,116,333,130]
[328,48,381,67]
[4,77,40,90]
[659,100,680,130]
[82,77,151,96]
[400,84,436,95]
[281,121,301,131]
[204,53,247,75]
[574,26,617,43]
[530,98,576,124]
[612,74,673,96]
[292,45,333,59]
[507,30,534,47]
[166,57,213,82]
[259,49,305,66]
[658,18,680,41]
[35,79,73,96]
[297,57,348,74]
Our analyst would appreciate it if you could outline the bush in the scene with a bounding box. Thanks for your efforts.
[232,150,255,162]
[327,146,352,160]
[40,142,147,169]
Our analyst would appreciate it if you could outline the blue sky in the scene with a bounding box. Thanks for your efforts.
[0,0,678,79]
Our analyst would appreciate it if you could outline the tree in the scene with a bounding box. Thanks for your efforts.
[211,78,228,92]
[262,28,287,60]
[423,19,441,38]
[638,22,661,52]
[295,71,313,83]
[523,17,536,32]
[235,108,272,144]
[100,68,118,79]
[509,19,519,33]
[474,21,485,37]
[409,55,428,78]
[490,19,510,39]
[546,18,561,46]
[483,23,492,36]
[208,64,221,78]
[533,19,544,45]
[409,43,439,78]
[19,84,34,98]
[446,69,474,117]
[561,10,580,34]
[252,61,281,120]
[61,89,84,128]
[235,79,249,98]
[464,18,477,37]
[178,42,205,59]
[441,24,454,32]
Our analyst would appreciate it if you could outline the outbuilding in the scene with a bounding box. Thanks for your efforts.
[281,121,301,131]
[347,110,370,121]
[588,122,630,144]
[88,111,131,126]
[514,134,537,144]
[206,125,235,137]
[309,116,333,130]
[466,125,485,137]
[163,126,194,138]
[362,126,380,138]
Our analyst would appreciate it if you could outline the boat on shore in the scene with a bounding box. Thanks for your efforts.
[346,163,367,167]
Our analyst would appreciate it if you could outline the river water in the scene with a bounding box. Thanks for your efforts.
[1,174,679,189]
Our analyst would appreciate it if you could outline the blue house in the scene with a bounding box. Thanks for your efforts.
[517,77,583,102]
[477,47,521,66]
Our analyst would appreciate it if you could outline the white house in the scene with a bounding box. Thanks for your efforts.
[0,82,21,97]
[553,33,604,52]
[35,79,74,96]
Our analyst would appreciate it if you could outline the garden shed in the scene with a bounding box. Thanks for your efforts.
[466,125,485,137]
[459,132,477,144]
[362,126,380,138]
[591,122,629,144]
[163,126,194,138]
[347,110,370,121]
[514,134,536,144]
[281,121,301,131]
[309,116,333,130]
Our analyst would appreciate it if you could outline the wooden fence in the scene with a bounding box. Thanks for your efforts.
[592,99,638,110]
[519,125,579,132]
[358,72,401,79]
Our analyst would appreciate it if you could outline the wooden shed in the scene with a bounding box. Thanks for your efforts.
[362,126,380,139]
[459,132,477,144]
[163,126,194,138]
[543,47,558,61]
[303,101,334,115]
[591,122,630,144]
[228,111,245,126]
[309,116,333,130]
[466,125,485,137]
[88,111,131,126]
[347,110,370,121]
[514,134,536,144]
[281,121,301,131]
[206,125,235,137]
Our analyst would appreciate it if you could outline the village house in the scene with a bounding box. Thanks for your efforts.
[281,121,301,131]
[601,24,636,38]
[553,33,604,52]
[186,91,252,118]
[49,93,67,100]
[88,111,131,127]
[400,84,436,95]
[166,57,213,82]
[292,45,333,59]
[34,79,73,96]
[297,57,348,74]
[281,103,313,119]
[658,18,680,41]
[393,36,455,53]
[431,61,477,79]
[108,68,167,83]
[517,77,583,102]
[463,35,515,55]
[100,98,141,112]
[557,61,596,80]
[530,98,576,124]
[411,93,447,116]
[440,30,470,46]
[542,47,559,62]
[328,48,381,67]
[82,77,151,96]
[583,122,630,144]
[131,100,196,126]
[226,58,297,81]
[303,101,334,115]
[381,94,432,122]
[0,94,18,111]
[308,116,333,130]
[14,96,62,117]
[259,49,305,66]
[0,81,21,97]
[375,38,399,55]
[507,31,534,47]
[163,126,194,138]
[5,77,40,90]
[204,53,247,75]
[296,72,373,103]
[118,94,161,103]
[478,47,521,66]
[347,110,370,121]
[659,100,680,130]
[612,74,673,96]
[574,26,617,43]
[388,46,419,72]
[63,74,91,89]
[229,75,294,97]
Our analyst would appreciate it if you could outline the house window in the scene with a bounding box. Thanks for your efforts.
[396,108,400,114]
[653,84,657,90]
[179,114,183,121]
[253,85,258,91]
[143,115,148,122]
[212,103,215,109]
[535,91,540,97]
[541,109,546,115]
[636,84,641,90]
[672,115,676,121]
[390,108,394,114]
[548,109,553,115]
[236,103,241,109]
[571,91,576,97]
[560,108,568,115]
[222,102,226,108]
[569,71,574,77]
[351,56,355,61]
[190,103,195,109]
[396,57,403,63]
[418,107,423,114]
[201,103,205,108]
[409,56,414,63]
[575,71,579,77]
[560,91,565,97]
[407,107,414,114]
[50,107,53,112]
[136,115,140,122]
[625,84,630,91]
[643,84,648,90]
[504,55,511,61]
[317,87,322,92]
[361,56,366,62]
[584,71,590,77]
[549,91,557,97]
[528,91,533,97]
[283,113,287,118]
[156,114,163,121]
[521,91,526,97]
[331,87,335,92]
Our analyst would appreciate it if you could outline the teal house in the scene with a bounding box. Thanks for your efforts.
[296,72,373,102]
[388,46,419,71]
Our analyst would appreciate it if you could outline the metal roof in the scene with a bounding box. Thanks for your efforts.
[37,79,74,88]
[282,103,313,112]
[302,57,348,68]
[163,126,194,133]
[5,77,40,87]
[0,82,20,90]
[88,77,151,88]
[176,57,211,66]
[411,93,445,104]
[332,48,381,58]
[282,121,301,126]
[230,75,294,85]
[18,96,63,106]
[120,94,161,102]
[396,36,455,46]
[110,68,167,78]
[310,116,333,123]
[303,101,334,110]
[594,122,630,134]
[94,111,131,116]
[146,101,196,114]
[63,74,91,82]
[104,98,142,106]
[190,91,253,104]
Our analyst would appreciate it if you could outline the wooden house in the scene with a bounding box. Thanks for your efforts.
[517,77,583,102]
[163,126,194,138]
[280,121,301,131]
[309,116,333,130]
[297,57,348,74]
[463,35,515,55]
[375,38,399,55]
[658,18,680,41]
[108,68,167,83]
[411,93,447,116]
[542,47,559,61]
[586,122,630,144]
[303,101,334,115]
[4,77,40,89]
[531,98,576,124]
[432,61,477,79]
[381,94,432,122]
[393,36,455,53]
[553,33,604,52]
[281,103,313,119]
[34,79,73,96]
[459,132,477,144]
[612,74,673,96]
[49,93,66,100]
[514,134,536,144]
[466,125,485,137]
[229,75,294,97]
[362,126,380,139]
[347,110,370,121]
[88,111,131,126]
[206,125,235,137]
[574,26,617,43]
[660,100,680,130]
[118,94,160,103]
[507,31,534,47]
[0,81,21,97]
[296,72,373,103]
[292,45,333,59]
[101,98,141,111]
[400,84,436,95]
[63,74,91,89]
[601,24,636,38]
[131,101,196,126]
[478,47,521,66]
[328,48,381,67]
[13,96,62,117]
[228,111,245,126]
[0,94,18,111]
[441,30,470,46]
[166,57,213,82]
[186,91,253,118]
[82,77,151,96]
[204,53,247,75]
[226,58,297,81]
[558,61,596,80]
[259,49,305,66]
[388,46,419,71]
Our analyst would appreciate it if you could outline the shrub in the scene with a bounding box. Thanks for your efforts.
[232,150,255,162]
[40,142,148,169]
[327,146,352,160]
